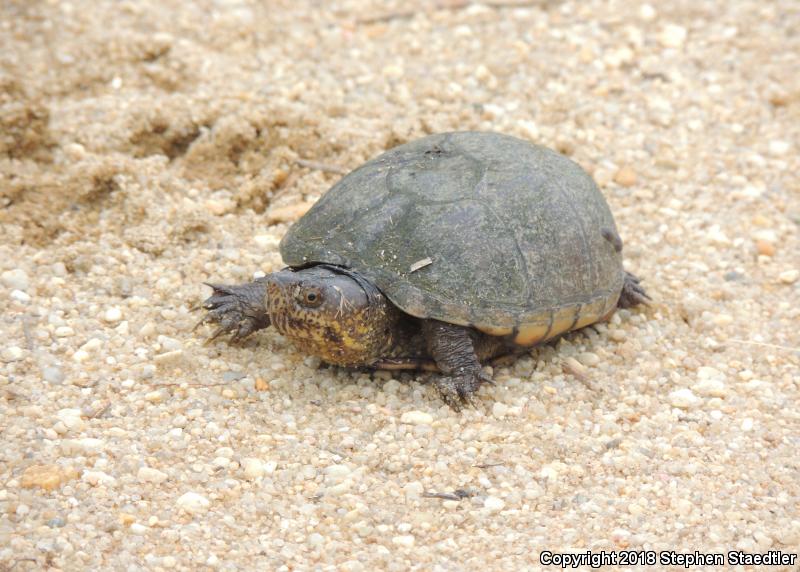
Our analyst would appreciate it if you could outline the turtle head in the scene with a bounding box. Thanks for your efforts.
[265,265,398,367]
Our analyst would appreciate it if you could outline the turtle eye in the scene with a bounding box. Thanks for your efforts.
[297,286,323,307]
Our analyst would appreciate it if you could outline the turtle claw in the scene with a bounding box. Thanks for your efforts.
[618,271,651,309]
[196,280,271,344]
[434,371,492,411]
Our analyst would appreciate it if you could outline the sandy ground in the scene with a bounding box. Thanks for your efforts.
[1,0,799,570]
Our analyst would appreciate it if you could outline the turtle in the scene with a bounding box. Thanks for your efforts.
[198,131,649,409]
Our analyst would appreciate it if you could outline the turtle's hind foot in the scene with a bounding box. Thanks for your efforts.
[617,271,651,309]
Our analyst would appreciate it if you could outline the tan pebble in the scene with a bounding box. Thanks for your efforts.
[137,466,168,484]
[20,464,77,491]
[82,470,116,487]
[120,513,136,526]
[751,214,771,227]
[778,269,798,284]
[254,377,269,391]
[755,240,775,257]
[613,166,637,187]
[577,352,601,367]
[592,168,613,187]
[204,198,235,216]
[155,350,184,367]
[266,201,315,224]
[609,329,627,342]
[712,314,734,326]
[563,356,587,376]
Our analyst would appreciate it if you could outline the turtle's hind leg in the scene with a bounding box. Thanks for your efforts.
[196,278,271,342]
[617,271,651,309]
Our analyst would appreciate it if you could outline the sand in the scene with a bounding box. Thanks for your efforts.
[1,0,799,570]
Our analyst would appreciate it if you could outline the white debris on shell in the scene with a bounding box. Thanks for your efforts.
[409,257,433,272]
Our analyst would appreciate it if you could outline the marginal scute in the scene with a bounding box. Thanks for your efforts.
[280,131,626,340]
[548,304,582,339]
[514,321,550,347]
[574,296,609,329]
[476,323,514,337]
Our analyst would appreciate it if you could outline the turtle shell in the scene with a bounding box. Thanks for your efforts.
[280,131,625,346]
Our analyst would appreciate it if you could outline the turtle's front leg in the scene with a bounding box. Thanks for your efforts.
[196,278,271,342]
[422,320,493,410]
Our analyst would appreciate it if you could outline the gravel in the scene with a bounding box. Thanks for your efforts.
[1,0,798,570]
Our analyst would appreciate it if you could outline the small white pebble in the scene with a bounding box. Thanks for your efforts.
[778,269,799,284]
[103,306,123,323]
[324,464,351,483]
[404,481,424,499]
[741,418,754,431]
[56,409,85,432]
[639,4,656,20]
[130,523,148,535]
[492,402,509,418]
[577,352,600,367]
[63,438,105,455]
[669,388,700,409]
[697,366,722,380]
[1,269,29,290]
[72,349,90,363]
[137,467,168,484]
[80,338,103,352]
[242,458,265,480]
[176,491,210,514]
[82,470,116,487]
[55,326,75,337]
[768,140,791,156]
[484,496,505,512]
[392,535,415,548]
[254,234,280,248]
[400,411,433,425]
[694,377,727,398]
[1,346,25,362]
[307,532,325,547]
[10,289,30,303]
[659,24,687,48]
